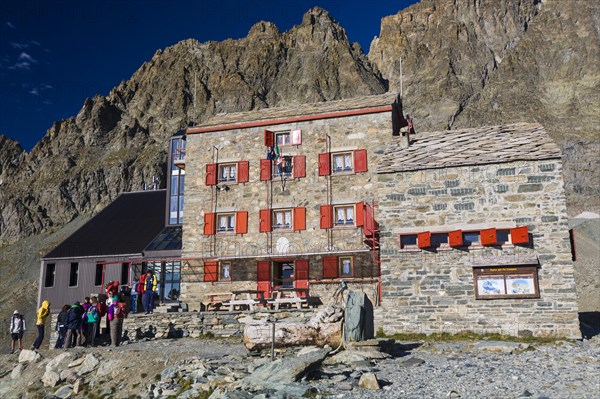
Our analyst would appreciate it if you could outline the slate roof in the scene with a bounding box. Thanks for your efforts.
[44,190,166,259]
[188,92,399,132]
[378,123,561,173]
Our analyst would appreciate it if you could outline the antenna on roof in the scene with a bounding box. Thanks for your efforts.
[399,57,403,98]
[193,71,197,125]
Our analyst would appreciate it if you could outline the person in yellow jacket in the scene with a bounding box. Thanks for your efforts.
[32,300,50,350]
[142,270,158,314]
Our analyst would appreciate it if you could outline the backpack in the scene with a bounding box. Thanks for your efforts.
[97,301,107,317]
[87,306,99,323]
[114,302,128,319]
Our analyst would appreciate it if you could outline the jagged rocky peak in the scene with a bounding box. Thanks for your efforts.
[248,21,281,40]
[0,135,25,183]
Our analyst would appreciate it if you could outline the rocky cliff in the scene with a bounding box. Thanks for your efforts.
[369,0,599,211]
[0,7,386,246]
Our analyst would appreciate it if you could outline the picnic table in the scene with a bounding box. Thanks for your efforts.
[224,289,265,312]
[203,292,231,311]
[268,287,309,310]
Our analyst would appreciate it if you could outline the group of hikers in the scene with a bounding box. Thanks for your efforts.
[8,270,159,353]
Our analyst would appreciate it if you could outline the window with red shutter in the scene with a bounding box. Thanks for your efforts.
[320,205,333,229]
[237,161,249,183]
[480,228,497,246]
[264,130,274,147]
[235,211,248,234]
[260,159,272,181]
[448,230,463,247]
[354,149,368,173]
[205,164,217,186]
[203,213,215,235]
[418,231,432,248]
[511,226,529,245]
[259,209,271,233]
[294,259,309,294]
[318,153,331,176]
[256,260,271,298]
[293,155,306,178]
[293,207,306,231]
[355,202,365,227]
[203,261,218,282]
[322,256,338,279]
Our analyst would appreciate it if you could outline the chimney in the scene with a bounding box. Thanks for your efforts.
[391,95,411,148]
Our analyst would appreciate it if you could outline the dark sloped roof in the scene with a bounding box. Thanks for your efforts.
[188,92,399,133]
[44,190,166,259]
[378,123,562,173]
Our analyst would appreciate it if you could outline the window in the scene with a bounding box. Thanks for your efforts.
[44,263,56,288]
[220,261,232,281]
[463,231,480,246]
[69,262,79,287]
[400,234,418,249]
[334,205,354,226]
[95,263,103,286]
[332,152,353,173]
[273,155,293,178]
[431,233,449,246]
[496,230,510,245]
[273,209,292,230]
[218,163,237,182]
[339,256,354,277]
[276,131,291,146]
[217,213,235,232]
[473,266,539,299]
[121,263,129,285]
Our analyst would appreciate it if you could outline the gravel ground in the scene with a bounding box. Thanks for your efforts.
[311,339,600,399]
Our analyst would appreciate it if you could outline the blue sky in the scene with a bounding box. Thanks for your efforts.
[0,0,415,151]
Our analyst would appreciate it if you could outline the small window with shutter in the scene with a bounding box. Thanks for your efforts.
[272,209,293,230]
[400,234,418,249]
[339,256,354,277]
[219,261,232,281]
[333,205,355,226]
[218,163,237,183]
[216,213,235,233]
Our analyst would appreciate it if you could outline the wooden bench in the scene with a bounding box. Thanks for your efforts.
[224,290,265,312]
[203,292,231,311]
[269,288,309,310]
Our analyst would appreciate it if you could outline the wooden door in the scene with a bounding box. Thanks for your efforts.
[294,259,309,297]
[256,261,271,299]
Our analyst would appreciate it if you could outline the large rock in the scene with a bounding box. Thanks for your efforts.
[344,291,374,342]
[42,369,61,387]
[77,354,100,375]
[46,352,75,374]
[358,372,380,390]
[18,349,42,363]
[11,363,26,379]
[239,347,330,391]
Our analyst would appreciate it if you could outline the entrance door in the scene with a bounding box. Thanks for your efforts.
[273,261,294,288]
[145,261,181,303]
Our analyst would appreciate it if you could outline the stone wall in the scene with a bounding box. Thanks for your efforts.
[181,111,392,306]
[375,159,581,339]
[47,310,316,348]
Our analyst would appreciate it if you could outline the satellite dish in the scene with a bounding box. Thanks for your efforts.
[276,237,290,254]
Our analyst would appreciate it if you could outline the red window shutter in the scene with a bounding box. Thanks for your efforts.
[294,259,309,294]
[322,256,338,279]
[364,202,376,232]
[203,213,215,235]
[318,153,331,176]
[354,149,368,173]
[205,163,217,186]
[235,211,248,234]
[418,231,432,248]
[259,209,271,233]
[481,228,497,246]
[511,226,529,245]
[448,230,463,247]
[355,202,365,227]
[237,161,249,183]
[293,155,306,178]
[264,130,274,147]
[260,159,271,181]
[203,261,218,282]
[320,205,333,229]
[256,261,271,298]
[293,207,306,231]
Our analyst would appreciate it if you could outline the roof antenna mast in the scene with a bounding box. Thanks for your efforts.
[193,71,197,124]
[399,57,403,98]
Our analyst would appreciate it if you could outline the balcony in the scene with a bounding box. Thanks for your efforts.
[173,148,186,169]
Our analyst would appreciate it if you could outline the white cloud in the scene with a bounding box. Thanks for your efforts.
[29,88,39,95]
[18,52,37,63]
[9,61,31,70]
[30,40,41,46]
[11,42,29,49]
[6,22,15,29]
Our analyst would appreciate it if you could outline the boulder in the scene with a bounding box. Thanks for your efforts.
[322,350,369,365]
[67,357,85,368]
[18,349,42,363]
[42,369,61,387]
[358,372,380,390]
[474,341,529,354]
[11,363,26,379]
[54,384,74,398]
[77,354,99,375]
[46,352,74,374]
[73,378,83,395]
[344,291,374,342]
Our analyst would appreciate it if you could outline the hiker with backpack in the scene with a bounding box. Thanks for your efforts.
[142,270,158,314]
[54,304,70,349]
[9,310,26,353]
[64,301,84,349]
[107,294,127,346]
[85,297,101,347]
